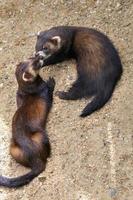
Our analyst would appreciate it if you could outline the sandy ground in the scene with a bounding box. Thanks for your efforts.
[0,0,133,199]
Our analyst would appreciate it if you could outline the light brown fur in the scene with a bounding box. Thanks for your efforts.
[74,32,105,75]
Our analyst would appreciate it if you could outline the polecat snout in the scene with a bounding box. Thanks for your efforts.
[35,26,122,117]
[0,57,55,188]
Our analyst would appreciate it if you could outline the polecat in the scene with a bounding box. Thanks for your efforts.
[0,57,55,188]
[35,26,122,117]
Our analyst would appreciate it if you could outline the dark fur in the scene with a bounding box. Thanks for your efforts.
[0,58,55,188]
[35,26,123,117]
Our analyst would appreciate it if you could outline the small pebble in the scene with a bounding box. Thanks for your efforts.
[108,187,117,198]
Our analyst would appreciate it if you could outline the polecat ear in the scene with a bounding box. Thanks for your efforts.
[35,31,42,38]
[51,36,61,49]
[37,31,41,36]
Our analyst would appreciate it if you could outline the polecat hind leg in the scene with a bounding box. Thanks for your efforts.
[56,78,87,100]
[10,142,30,168]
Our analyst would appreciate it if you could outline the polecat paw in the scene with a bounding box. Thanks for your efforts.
[55,91,71,100]
[47,77,55,91]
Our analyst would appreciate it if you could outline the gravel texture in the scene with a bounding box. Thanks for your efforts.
[0,0,133,199]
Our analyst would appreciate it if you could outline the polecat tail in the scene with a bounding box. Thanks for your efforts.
[80,85,114,117]
[0,161,44,188]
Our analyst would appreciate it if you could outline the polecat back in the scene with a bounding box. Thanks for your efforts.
[35,26,122,117]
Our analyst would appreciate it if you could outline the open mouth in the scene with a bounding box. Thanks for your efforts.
[22,72,34,82]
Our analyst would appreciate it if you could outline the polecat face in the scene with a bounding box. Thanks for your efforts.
[35,32,61,61]
[16,59,40,85]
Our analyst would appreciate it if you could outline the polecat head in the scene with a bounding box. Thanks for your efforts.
[35,30,62,61]
[15,57,42,86]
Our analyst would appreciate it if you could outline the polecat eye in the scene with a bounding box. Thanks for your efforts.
[43,46,49,51]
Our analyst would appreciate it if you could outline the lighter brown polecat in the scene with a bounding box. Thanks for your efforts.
[35,26,122,117]
[0,57,55,188]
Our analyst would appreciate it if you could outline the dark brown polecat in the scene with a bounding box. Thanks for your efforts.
[0,57,55,188]
[35,26,123,117]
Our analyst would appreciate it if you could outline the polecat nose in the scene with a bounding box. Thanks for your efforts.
[35,51,45,59]
[35,52,40,57]
[35,53,44,59]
